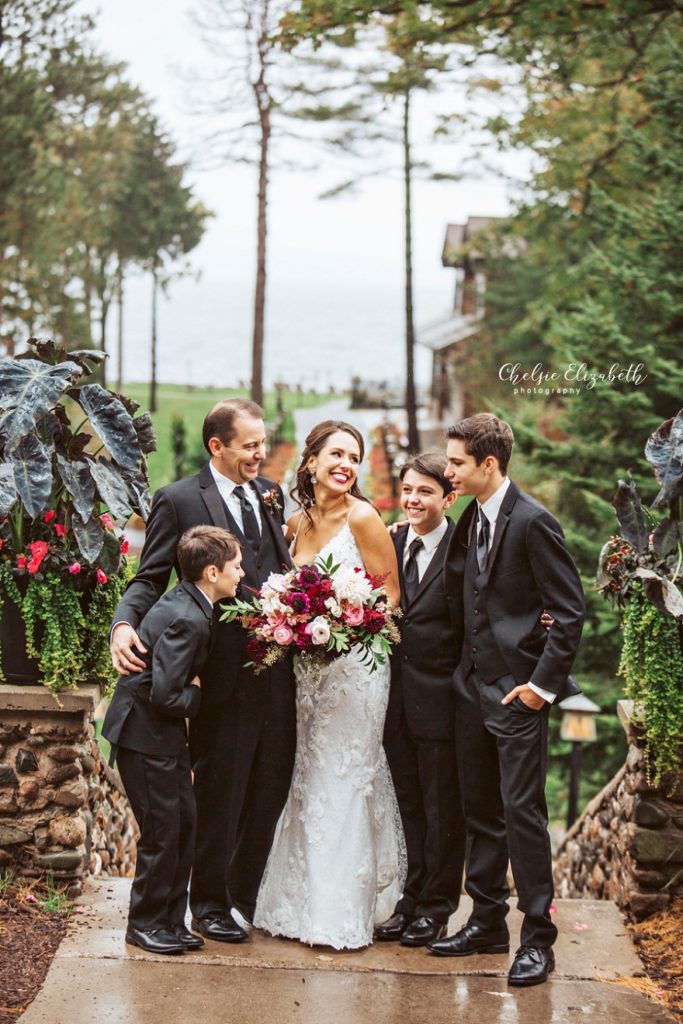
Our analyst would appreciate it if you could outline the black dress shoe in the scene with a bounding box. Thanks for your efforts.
[508,945,555,986]
[191,913,248,943]
[400,917,447,947]
[374,913,412,941]
[171,924,205,950]
[125,925,186,955]
[427,923,509,957]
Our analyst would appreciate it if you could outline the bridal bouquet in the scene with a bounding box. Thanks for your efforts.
[220,554,400,674]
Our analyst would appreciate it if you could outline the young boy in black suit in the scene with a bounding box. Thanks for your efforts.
[103,525,243,955]
[376,453,466,947]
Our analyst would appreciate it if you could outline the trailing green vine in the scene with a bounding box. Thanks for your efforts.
[619,584,683,786]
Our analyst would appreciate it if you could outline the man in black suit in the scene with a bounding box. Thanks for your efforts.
[428,413,585,987]
[103,526,243,955]
[110,399,296,943]
[376,453,466,948]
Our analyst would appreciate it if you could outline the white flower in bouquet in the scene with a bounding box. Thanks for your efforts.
[331,565,373,607]
[324,596,342,618]
[264,571,289,593]
[309,616,331,646]
[261,590,286,616]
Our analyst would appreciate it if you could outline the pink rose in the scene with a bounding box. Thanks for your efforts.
[344,604,364,626]
[273,624,294,646]
[96,569,108,584]
[68,562,81,574]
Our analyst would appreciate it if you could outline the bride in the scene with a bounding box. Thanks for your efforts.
[253,420,406,949]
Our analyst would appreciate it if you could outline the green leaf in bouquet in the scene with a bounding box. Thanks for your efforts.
[0,358,82,451]
[75,384,142,471]
[10,434,53,517]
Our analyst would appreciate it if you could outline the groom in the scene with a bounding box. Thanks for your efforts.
[110,398,296,942]
[428,413,584,987]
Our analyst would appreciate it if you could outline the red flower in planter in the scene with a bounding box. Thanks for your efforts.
[17,555,27,569]
[54,523,67,538]
[44,510,56,524]
[68,562,82,575]
[120,537,129,555]
[96,569,108,585]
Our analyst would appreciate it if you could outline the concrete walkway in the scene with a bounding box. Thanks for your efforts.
[20,878,673,1024]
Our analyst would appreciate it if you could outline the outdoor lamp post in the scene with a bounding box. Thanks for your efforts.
[559,686,600,830]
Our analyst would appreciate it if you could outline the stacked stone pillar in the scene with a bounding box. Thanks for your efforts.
[0,684,137,894]
[553,700,683,920]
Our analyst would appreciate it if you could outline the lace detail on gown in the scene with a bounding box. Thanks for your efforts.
[253,521,406,949]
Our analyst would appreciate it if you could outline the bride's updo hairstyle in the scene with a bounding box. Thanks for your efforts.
[291,420,371,526]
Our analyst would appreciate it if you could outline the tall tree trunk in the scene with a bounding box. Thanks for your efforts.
[403,87,420,453]
[251,100,270,409]
[98,256,109,388]
[150,260,158,413]
[116,256,124,393]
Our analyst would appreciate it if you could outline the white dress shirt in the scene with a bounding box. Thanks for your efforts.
[476,477,555,705]
[209,463,262,535]
[403,519,449,583]
[195,584,215,610]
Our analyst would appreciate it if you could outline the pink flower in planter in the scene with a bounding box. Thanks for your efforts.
[44,510,56,524]
[68,562,81,574]
[96,568,108,585]
[54,523,67,538]
[120,537,129,555]
[101,513,114,529]
[16,555,27,569]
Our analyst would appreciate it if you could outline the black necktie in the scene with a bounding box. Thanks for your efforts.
[477,507,490,573]
[404,537,424,603]
[234,485,261,557]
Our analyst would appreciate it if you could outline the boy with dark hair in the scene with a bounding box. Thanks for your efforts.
[375,453,466,947]
[103,526,243,955]
[428,413,584,987]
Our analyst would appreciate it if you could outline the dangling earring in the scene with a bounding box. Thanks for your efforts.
[310,471,317,486]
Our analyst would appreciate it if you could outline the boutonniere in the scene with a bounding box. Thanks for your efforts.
[262,487,282,515]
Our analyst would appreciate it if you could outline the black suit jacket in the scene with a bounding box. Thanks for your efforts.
[388,521,459,741]
[444,480,584,702]
[113,464,291,705]
[102,580,212,756]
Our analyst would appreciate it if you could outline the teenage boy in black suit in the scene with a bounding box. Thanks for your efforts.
[428,413,584,987]
[110,399,295,943]
[376,453,466,948]
[103,526,243,955]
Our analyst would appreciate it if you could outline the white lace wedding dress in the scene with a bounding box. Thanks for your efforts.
[253,521,406,949]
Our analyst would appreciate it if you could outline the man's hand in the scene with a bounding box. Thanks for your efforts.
[110,623,147,676]
[190,676,201,688]
[502,683,545,711]
[540,611,554,631]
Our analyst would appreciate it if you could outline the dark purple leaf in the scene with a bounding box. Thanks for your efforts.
[652,518,683,559]
[0,465,17,516]
[120,467,152,521]
[635,568,683,619]
[0,358,82,451]
[88,458,133,521]
[645,409,683,509]
[57,456,96,522]
[71,513,104,564]
[613,478,648,553]
[9,435,53,518]
[132,412,157,454]
[75,384,141,471]
[98,530,122,577]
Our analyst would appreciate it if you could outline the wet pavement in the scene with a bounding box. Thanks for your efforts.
[18,878,674,1024]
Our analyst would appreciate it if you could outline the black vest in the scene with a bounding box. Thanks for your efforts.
[460,522,508,682]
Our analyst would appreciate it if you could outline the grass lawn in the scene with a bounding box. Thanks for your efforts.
[122,383,336,494]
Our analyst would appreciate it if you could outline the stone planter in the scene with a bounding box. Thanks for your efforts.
[553,699,683,920]
[0,683,137,893]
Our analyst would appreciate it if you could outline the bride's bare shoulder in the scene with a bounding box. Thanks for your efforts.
[284,510,305,541]
[347,499,381,529]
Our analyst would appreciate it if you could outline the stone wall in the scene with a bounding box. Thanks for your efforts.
[0,684,137,894]
[554,700,683,920]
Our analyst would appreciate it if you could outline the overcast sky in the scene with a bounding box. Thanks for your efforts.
[78,0,533,389]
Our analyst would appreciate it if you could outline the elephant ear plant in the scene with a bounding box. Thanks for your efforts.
[0,339,156,696]
[597,408,683,786]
